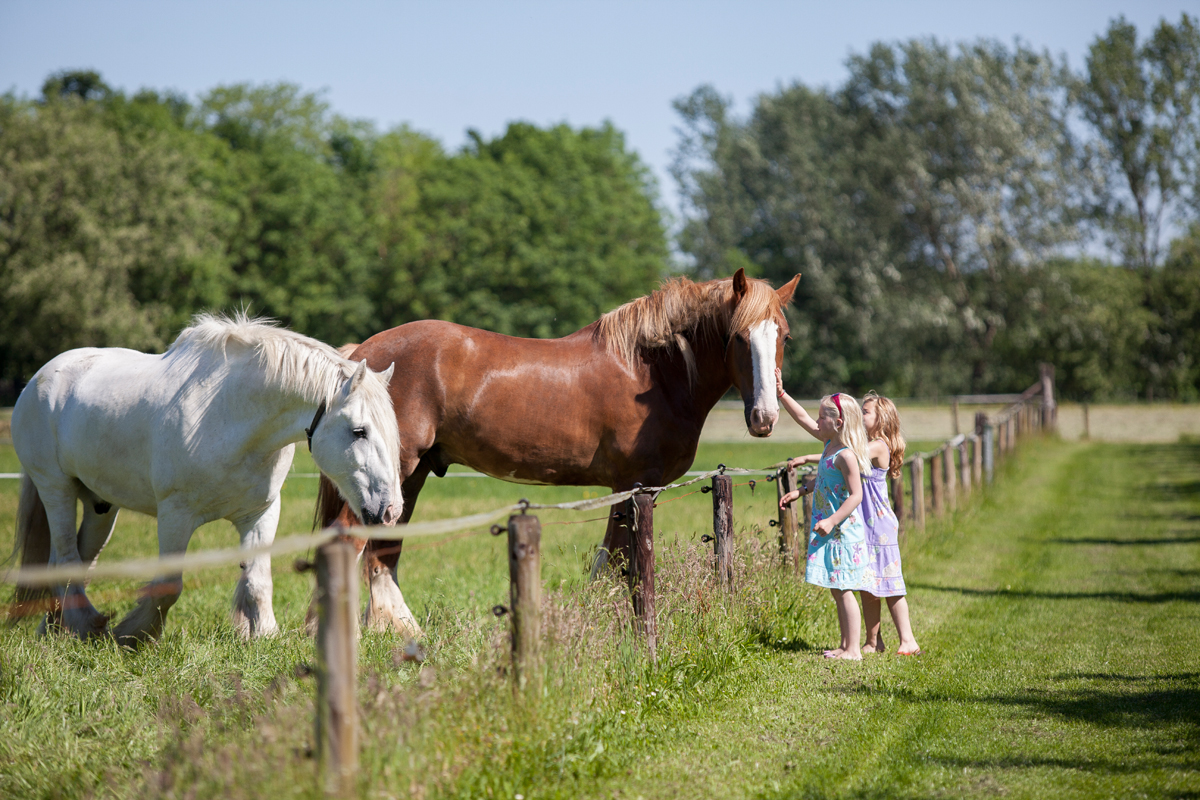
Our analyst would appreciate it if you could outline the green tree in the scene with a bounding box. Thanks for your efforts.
[195,83,376,344]
[0,92,229,389]
[673,39,1083,396]
[1143,225,1200,399]
[369,122,667,338]
[1079,14,1200,269]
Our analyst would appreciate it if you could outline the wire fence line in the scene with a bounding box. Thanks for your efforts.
[0,464,811,588]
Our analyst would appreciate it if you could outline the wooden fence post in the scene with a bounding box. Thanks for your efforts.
[1040,363,1057,431]
[710,474,734,587]
[315,540,358,798]
[958,440,971,497]
[972,434,982,487]
[984,420,995,483]
[890,472,905,534]
[910,458,925,530]
[944,444,957,512]
[775,467,800,570]
[802,485,813,541]
[507,513,542,695]
[930,451,944,516]
[626,493,658,660]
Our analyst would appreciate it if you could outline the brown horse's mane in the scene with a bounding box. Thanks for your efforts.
[595,275,783,380]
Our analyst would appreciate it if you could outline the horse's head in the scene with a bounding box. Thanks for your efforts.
[309,360,403,526]
[725,268,800,437]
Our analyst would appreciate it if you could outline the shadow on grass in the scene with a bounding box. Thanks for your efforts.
[907,582,1200,604]
[750,628,822,653]
[1047,535,1200,545]
[820,673,1200,742]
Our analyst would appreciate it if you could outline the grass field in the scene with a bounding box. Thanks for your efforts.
[0,434,1197,798]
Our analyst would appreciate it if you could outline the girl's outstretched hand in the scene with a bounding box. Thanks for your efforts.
[775,367,784,397]
[788,455,819,469]
[813,517,835,537]
[779,489,800,509]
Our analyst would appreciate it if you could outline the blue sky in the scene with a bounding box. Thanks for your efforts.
[1,1,1193,213]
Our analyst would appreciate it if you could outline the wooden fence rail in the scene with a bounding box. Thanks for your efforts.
[896,364,1056,531]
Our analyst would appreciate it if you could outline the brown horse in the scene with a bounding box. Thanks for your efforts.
[314,268,799,635]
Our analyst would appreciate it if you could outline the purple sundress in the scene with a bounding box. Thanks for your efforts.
[858,462,906,596]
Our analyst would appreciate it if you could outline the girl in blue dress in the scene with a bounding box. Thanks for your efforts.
[776,372,872,660]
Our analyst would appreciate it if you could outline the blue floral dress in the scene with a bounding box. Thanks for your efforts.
[805,446,868,590]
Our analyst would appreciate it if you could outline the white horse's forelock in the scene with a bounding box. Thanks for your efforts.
[169,312,400,469]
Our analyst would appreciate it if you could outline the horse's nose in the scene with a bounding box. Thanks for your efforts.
[750,407,778,436]
[382,501,401,525]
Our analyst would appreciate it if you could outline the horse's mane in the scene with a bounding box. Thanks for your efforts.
[168,313,399,467]
[595,276,783,379]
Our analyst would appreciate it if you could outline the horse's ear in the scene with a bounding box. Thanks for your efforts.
[350,359,368,390]
[732,267,748,301]
[777,273,801,306]
[380,362,395,384]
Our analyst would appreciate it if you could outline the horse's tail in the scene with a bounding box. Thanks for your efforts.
[314,474,357,531]
[11,474,52,610]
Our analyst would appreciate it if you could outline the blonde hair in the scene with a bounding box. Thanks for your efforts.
[822,393,871,474]
[862,390,906,478]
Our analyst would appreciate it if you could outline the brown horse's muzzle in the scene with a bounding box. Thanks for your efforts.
[747,405,779,437]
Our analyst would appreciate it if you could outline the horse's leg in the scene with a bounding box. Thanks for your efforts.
[231,495,281,640]
[589,506,633,581]
[363,461,429,638]
[112,508,198,647]
[77,497,119,565]
[38,482,108,639]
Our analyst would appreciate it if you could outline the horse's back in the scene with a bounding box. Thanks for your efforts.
[353,319,663,485]
[14,347,168,511]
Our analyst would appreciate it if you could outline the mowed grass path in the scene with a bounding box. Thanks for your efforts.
[0,437,1197,797]
[601,439,1200,799]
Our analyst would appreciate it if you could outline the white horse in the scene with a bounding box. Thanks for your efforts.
[10,313,403,645]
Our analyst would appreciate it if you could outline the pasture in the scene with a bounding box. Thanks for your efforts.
[1,430,1198,798]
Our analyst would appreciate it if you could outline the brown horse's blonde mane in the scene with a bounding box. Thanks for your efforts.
[596,275,783,379]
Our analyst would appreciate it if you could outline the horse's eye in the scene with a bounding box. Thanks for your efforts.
[352,427,368,440]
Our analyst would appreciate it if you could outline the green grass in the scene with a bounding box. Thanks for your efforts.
[0,436,1197,798]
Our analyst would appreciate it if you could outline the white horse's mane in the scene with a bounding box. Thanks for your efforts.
[168,312,400,466]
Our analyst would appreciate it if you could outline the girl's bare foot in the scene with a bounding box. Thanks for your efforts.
[831,651,862,661]
[897,637,920,655]
[861,634,886,654]
[823,647,845,658]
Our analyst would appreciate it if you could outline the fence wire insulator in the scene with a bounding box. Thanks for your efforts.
[718,464,727,475]
[768,519,778,527]
[766,473,776,482]
[489,524,504,536]
[517,498,530,513]
[293,558,315,573]
[611,511,625,521]
[748,480,756,494]
[701,485,712,493]
[701,534,714,543]
[492,604,508,617]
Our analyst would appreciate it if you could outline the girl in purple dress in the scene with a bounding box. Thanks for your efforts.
[858,392,920,655]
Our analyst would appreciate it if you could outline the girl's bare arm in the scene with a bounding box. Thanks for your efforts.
[787,453,820,469]
[775,368,820,438]
[868,439,890,470]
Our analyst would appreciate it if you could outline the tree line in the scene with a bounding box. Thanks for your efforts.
[1,14,1198,402]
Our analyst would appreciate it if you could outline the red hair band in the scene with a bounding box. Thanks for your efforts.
[831,393,843,421]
